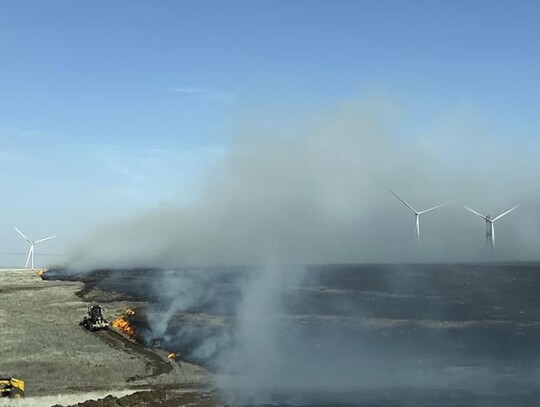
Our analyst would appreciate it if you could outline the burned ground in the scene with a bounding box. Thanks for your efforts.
[45,263,540,406]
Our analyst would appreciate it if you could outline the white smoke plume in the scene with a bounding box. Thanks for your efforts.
[60,100,540,401]
[65,100,539,268]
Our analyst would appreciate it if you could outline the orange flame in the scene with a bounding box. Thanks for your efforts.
[111,313,137,339]
[37,269,45,278]
[125,308,135,316]
[167,352,177,360]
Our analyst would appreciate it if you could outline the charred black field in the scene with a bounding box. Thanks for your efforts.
[46,263,540,406]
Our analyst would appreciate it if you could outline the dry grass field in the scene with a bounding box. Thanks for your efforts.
[0,269,209,406]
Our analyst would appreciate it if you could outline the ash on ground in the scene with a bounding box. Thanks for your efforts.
[45,263,540,406]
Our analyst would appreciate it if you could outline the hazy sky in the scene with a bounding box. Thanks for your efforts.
[1,1,539,266]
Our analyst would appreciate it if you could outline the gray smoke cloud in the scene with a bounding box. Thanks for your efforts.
[65,100,540,269]
[216,265,306,393]
[61,100,540,402]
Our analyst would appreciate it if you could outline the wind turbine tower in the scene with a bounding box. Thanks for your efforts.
[464,205,519,249]
[388,189,452,241]
[14,227,57,270]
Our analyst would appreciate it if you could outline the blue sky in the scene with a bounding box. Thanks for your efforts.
[0,1,539,265]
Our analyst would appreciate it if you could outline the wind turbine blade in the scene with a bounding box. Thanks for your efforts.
[387,189,418,214]
[464,206,489,222]
[492,223,496,247]
[14,227,32,244]
[418,201,453,215]
[34,235,57,244]
[492,205,519,222]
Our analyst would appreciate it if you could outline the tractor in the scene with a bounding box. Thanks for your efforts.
[0,377,25,399]
[80,304,109,331]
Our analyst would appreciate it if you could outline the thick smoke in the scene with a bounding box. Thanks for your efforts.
[66,101,539,268]
[63,101,540,401]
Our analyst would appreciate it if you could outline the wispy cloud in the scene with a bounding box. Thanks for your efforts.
[0,123,42,139]
[0,122,43,163]
[86,144,227,184]
[87,146,170,183]
[172,86,240,104]
[173,87,208,94]
[0,151,24,164]
[206,90,240,104]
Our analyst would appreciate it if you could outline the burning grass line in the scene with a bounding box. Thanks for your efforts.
[111,308,138,340]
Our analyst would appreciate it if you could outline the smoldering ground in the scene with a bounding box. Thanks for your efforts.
[59,100,540,404]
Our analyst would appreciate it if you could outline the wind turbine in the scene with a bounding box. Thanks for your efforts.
[464,205,519,248]
[388,189,452,240]
[14,227,57,270]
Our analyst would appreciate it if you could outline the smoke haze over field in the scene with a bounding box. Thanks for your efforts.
[59,100,540,402]
[65,101,540,269]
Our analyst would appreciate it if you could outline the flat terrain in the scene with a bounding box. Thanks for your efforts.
[45,263,540,406]
[0,269,209,406]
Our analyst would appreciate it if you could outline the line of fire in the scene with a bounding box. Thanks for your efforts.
[39,270,180,362]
